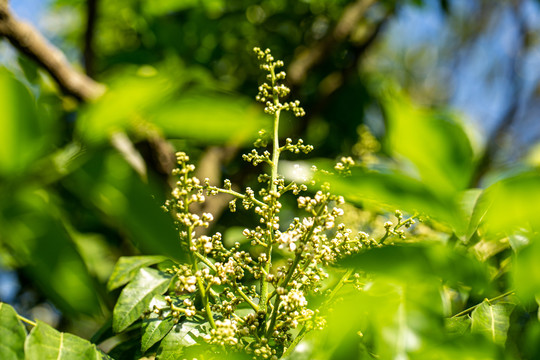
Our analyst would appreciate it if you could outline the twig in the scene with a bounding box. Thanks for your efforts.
[451,290,515,318]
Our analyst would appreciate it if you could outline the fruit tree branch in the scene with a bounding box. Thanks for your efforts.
[0,0,105,101]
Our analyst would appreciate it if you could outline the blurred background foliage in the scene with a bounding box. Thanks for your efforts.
[2,0,540,358]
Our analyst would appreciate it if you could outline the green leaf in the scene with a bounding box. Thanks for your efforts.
[469,171,540,235]
[141,313,175,352]
[113,267,172,333]
[77,72,268,145]
[340,243,489,291]
[445,316,471,335]
[143,0,198,16]
[0,303,26,360]
[157,322,199,359]
[151,95,268,144]
[63,152,187,262]
[316,164,466,232]
[512,238,540,301]
[471,300,514,345]
[384,91,474,195]
[25,321,111,360]
[0,69,44,177]
[108,255,168,291]
[0,189,102,316]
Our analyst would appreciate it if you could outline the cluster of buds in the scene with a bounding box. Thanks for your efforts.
[155,48,415,359]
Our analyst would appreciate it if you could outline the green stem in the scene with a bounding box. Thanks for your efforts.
[207,186,266,208]
[259,66,281,318]
[16,314,37,327]
[451,290,515,318]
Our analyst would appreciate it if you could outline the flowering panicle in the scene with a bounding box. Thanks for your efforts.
[152,48,414,359]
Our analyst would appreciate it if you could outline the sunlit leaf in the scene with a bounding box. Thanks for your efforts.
[471,300,514,345]
[25,321,111,360]
[512,238,540,301]
[0,303,26,360]
[384,92,474,195]
[317,164,466,232]
[150,95,268,144]
[340,243,489,291]
[469,171,540,235]
[108,255,169,291]
[113,267,172,333]
[77,72,268,146]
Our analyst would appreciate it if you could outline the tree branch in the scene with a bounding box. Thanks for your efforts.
[83,0,98,76]
[0,0,105,101]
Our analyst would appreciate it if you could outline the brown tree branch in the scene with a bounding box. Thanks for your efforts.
[83,0,98,76]
[0,0,105,101]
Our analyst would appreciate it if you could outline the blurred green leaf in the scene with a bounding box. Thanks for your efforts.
[64,152,186,262]
[151,95,268,144]
[0,303,26,360]
[77,73,177,144]
[0,188,102,316]
[469,171,540,235]
[108,256,168,291]
[445,316,471,335]
[113,267,172,333]
[25,321,111,360]
[384,91,474,195]
[471,300,514,345]
[512,238,540,301]
[77,72,268,145]
[317,165,466,232]
[0,69,44,177]
[143,0,198,15]
[340,243,489,292]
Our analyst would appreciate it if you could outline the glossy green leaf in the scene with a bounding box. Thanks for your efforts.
[25,321,111,360]
[0,303,26,360]
[471,300,514,345]
[108,255,169,291]
[113,267,172,333]
[157,322,199,359]
[141,312,175,352]
[0,69,43,177]
[384,92,474,195]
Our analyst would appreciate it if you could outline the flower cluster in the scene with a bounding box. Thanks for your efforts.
[155,48,414,359]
